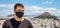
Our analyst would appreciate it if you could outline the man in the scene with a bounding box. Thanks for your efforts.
[2,3,33,28]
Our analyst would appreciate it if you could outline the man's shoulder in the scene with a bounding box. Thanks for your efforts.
[24,19,30,22]
[24,19,33,27]
[24,19,31,23]
[4,18,13,23]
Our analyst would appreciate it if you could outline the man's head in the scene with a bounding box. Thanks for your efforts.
[14,3,24,18]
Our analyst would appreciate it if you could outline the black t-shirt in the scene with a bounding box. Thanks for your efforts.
[10,18,21,28]
[2,18,33,28]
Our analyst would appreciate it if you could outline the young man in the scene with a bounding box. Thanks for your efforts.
[2,3,33,28]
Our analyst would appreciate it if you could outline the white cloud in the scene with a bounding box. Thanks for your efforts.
[7,4,14,9]
[25,6,43,11]
[43,0,54,4]
[0,4,14,9]
[43,1,52,4]
[0,4,60,16]
[25,6,58,11]
[0,4,7,7]
[46,8,57,10]
[25,6,60,16]
[57,11,60,13]
[0,10,13,16]
[0,4,14,16]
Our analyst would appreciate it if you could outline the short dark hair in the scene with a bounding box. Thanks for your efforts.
[14,3,24,10]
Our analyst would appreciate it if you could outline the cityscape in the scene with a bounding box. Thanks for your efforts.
[0,12,60,28]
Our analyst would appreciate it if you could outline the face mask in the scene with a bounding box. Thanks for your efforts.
[15,12,24,18]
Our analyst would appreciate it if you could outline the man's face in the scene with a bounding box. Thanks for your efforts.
[14,6,24,12]
[14,6,24,18]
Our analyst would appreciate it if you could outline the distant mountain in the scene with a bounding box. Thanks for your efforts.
[34,12,59,20]
[7,14,14,17]
[7,14,35,17]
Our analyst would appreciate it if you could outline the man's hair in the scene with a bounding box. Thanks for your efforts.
[14,3,24,10]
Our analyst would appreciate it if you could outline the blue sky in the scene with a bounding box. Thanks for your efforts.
[0,0,60,16]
